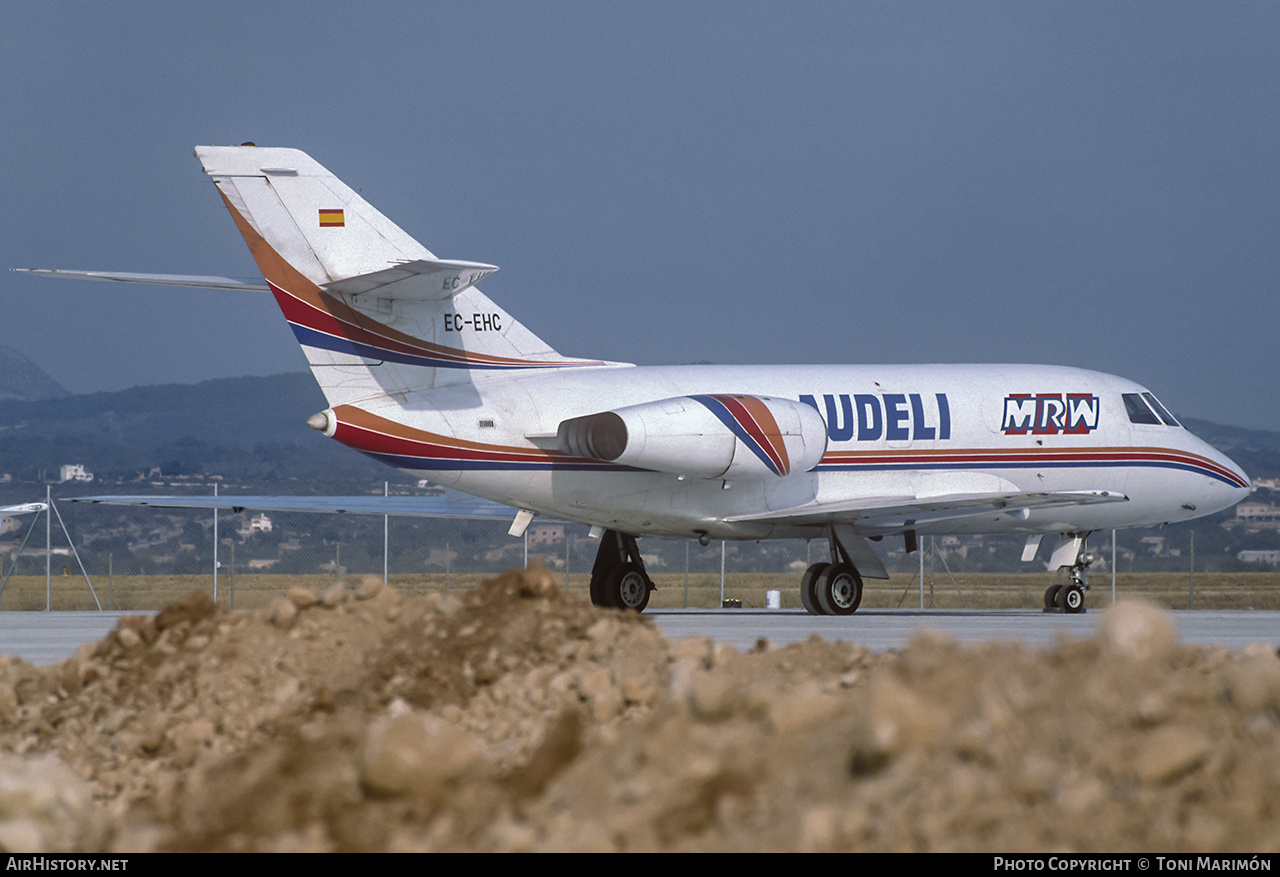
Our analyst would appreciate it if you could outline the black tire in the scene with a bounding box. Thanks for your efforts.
[1044,583,1062,609]
[800,563,830,615]
[1061,584,1085,614]
[589,571,611,608]
[815,563,862,616]
[606,562,651,612]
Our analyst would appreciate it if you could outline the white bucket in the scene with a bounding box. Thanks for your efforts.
[765,589,781,609]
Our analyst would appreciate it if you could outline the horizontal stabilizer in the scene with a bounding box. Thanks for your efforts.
[68,493,517,520]
[324,259,499,301]
[726,489,1128,530]
[14,268,269,292]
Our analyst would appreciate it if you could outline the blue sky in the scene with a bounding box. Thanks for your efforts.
[4,2,1278,430]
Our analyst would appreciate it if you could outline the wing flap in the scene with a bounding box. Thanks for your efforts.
[726,489,1128,529]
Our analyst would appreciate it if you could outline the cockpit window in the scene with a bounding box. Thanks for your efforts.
[1141,392,1181,427]
[1123,393,1161,424]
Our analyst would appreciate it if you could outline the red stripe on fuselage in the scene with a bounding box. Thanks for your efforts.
[270,283,549,367]
[819,445,1247,487]
[331,405,570,464]
[712,394,790,475]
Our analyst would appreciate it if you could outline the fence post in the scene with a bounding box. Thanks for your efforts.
[720,541,726,606]
[46,484,51,611]
[684,542,689,608]
[1111,529,1116,605]
[1189,530,1195,609]
[213,483,218,603]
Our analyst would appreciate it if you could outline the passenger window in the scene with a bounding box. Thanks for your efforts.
[1141,392,1181,427]
[1123,393,1161,425]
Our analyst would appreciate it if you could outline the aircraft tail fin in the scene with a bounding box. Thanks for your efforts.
[195,146,599,406]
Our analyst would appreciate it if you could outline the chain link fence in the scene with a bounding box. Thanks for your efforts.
[2,488,1278,611]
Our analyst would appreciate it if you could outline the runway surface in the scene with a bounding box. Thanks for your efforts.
[650,608,1280,654]
[2,607,1277,666]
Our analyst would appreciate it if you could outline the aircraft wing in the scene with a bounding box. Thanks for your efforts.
[724,489,1129,531]
[67,493,517,520]
[13,269,270,292]
[0,503,48,516]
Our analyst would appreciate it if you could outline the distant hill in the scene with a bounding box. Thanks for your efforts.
[0,372,390,489]
[0,346,69,402]
[0,372,328,450]
[1180,418,1280,483]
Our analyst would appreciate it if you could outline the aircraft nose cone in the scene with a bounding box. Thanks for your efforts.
[1216,449,1251,493]
[1191,438,1251,514]
[1235,465,1253,493]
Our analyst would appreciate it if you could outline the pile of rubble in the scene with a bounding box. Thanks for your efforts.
[1,564,1278,851]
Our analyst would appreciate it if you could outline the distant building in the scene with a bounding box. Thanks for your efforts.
[1235,503,1280,528]
[1238,550,1280,566]
[239,514,273,536]
[527,523,565,547]
[59,464,93,483]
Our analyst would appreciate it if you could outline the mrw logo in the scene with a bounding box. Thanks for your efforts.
[1002,393,1100,435]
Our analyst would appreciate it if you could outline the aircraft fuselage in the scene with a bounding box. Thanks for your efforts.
[321,361,1249,541]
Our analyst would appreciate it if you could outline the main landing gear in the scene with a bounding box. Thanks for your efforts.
[1042,533,1094,614]
[589,530,654,612]
[800,528,865,616]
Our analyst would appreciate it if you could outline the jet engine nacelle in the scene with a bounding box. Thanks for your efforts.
[557,394,828,480]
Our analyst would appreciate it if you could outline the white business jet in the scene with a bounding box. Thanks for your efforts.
[20,146,1251,614]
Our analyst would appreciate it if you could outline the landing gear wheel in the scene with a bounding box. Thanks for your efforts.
[800,563,830,615]
[606,562,651,612]
[589,531,653,612]
[1060,584,1085,614]
[815,563,863,616]
[589,572,609,608]
[1044,583,1062,610]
